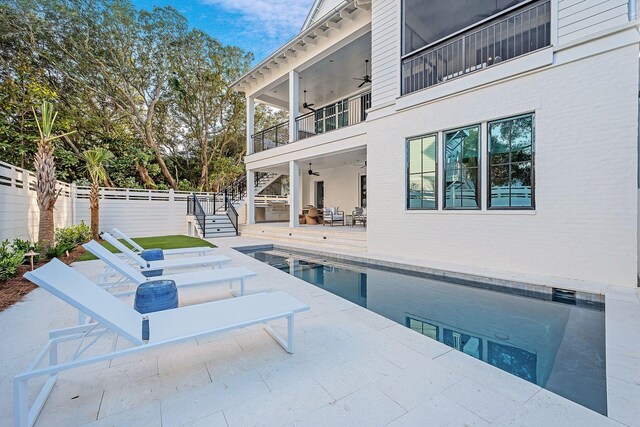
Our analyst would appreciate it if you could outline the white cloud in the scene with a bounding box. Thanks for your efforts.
[201,0,314,37]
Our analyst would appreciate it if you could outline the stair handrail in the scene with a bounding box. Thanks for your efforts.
[224,189,239,236]
[191,193,207,236]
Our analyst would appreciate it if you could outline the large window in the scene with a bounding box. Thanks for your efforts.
[488,114,534,208]
[407,134,438,209]
[444,126,480,209]
[403,0,530,55]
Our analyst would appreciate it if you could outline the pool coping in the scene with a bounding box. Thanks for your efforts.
[218,235,639,426]
[233,243,605,308]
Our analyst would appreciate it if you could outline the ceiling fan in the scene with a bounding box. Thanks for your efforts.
[303,90,315,111]
[353,59,372,88]
[308,163,320,176]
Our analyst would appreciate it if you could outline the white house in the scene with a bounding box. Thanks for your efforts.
[231,0,640,288]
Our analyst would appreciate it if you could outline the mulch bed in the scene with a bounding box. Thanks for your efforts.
[0,245,88,312]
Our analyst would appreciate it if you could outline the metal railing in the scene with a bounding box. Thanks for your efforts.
[296,91,371,141]
[402,0,551,95]
[224,189,239,235]
[187,194,208,235]
[251,91,371,153]
[252,121,290,153]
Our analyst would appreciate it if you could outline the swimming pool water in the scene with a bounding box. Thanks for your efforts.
[239,247,607,415]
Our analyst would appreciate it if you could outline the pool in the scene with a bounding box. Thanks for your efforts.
[238,246,607,415]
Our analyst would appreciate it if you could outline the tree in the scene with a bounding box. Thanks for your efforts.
[32,100,75,249]
[168,30,251,190]
[82,148,114,239]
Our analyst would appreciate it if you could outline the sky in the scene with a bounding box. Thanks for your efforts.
[132,0,315,65]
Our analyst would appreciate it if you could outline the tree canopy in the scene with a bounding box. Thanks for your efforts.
[0,0,282,191]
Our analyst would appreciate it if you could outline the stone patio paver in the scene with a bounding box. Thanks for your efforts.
[0,235,636,426]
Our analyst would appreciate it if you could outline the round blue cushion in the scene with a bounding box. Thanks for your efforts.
[134,280,178,340]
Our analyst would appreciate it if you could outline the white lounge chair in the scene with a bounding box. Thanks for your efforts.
[101,232,230,273]
[112,228,216,257]
[15,259,309,427]
[84,240,256,296]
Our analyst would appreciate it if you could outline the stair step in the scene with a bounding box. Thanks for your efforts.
[204,231,237,238]
[203,224,235,230]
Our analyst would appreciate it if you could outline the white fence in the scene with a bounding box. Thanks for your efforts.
[0,160,217,242]
[0,160,74,242]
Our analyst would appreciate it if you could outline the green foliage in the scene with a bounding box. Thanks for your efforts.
[209,157,244,191]
[54,221,91,253]
[82,147,114,185]
[0,240,25,282]
[0,0,297,190]
[177,179,194,192]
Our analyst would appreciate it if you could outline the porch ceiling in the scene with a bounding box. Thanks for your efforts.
[256,31,371,111]
[254,147,366,175]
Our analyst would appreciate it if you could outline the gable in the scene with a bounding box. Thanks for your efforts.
[302,0,345,30]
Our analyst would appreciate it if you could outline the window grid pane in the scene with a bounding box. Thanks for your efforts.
[489,114,534,208]
[407,134,438,209]
[444,125,480,209]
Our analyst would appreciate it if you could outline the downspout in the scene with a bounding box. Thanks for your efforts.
[631,0,637,21]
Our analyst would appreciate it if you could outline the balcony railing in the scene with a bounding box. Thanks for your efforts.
[252,121,290,153]
[402,0,551,95]
[296,91,371,141]
[251,91,371,153]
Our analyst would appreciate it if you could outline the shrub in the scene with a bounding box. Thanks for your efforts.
[54,221,91,251]
[0,240,25,282]
[178,179,194,192]
[11,239,45,263]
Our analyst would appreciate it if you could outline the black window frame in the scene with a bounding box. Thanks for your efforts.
[487,113,536,210]
[406,133,439,210]
[443,124,481,210]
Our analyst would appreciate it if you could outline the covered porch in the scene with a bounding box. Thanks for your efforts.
[242,147,367,251]
[244,27,372,154]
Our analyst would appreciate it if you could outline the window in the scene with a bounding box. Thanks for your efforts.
[488,114,534,208]
[407,134,437,209]
[402,0,530,56]
[444,126,480,209]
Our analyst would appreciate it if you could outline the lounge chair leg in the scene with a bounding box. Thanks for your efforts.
[13,377,28,427]
[287,314,295,353]
[264,313,295,354]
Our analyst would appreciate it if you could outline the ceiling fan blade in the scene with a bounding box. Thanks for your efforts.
[313,172,320,176]
[353,77,364,81]
[358,80,366,88]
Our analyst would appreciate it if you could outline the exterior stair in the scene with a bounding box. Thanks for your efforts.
[199,215,237,238]
[186,172,282,239]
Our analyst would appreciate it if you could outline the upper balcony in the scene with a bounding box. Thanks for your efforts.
[401,0,552,96]
[252,90,371,153]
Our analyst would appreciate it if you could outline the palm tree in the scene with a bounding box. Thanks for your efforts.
[82,148,114,240]
[32,101,75,249]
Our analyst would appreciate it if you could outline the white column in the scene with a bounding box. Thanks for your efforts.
[246,96,255,155]
[289,160,300,227]
[247,170,255,224]
[288,70,299,143]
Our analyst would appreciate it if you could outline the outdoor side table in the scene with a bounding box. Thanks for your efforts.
[345,215,354,227]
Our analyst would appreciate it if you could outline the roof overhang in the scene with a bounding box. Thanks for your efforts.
[231,0,371,94]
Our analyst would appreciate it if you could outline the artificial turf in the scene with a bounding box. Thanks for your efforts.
[77,235,216,261]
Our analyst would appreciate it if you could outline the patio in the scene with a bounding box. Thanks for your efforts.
[1,235,638,426]
[241,222,367,253]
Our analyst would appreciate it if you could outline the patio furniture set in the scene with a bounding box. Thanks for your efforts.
[299,206,367,227]
[12,230,310,427]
